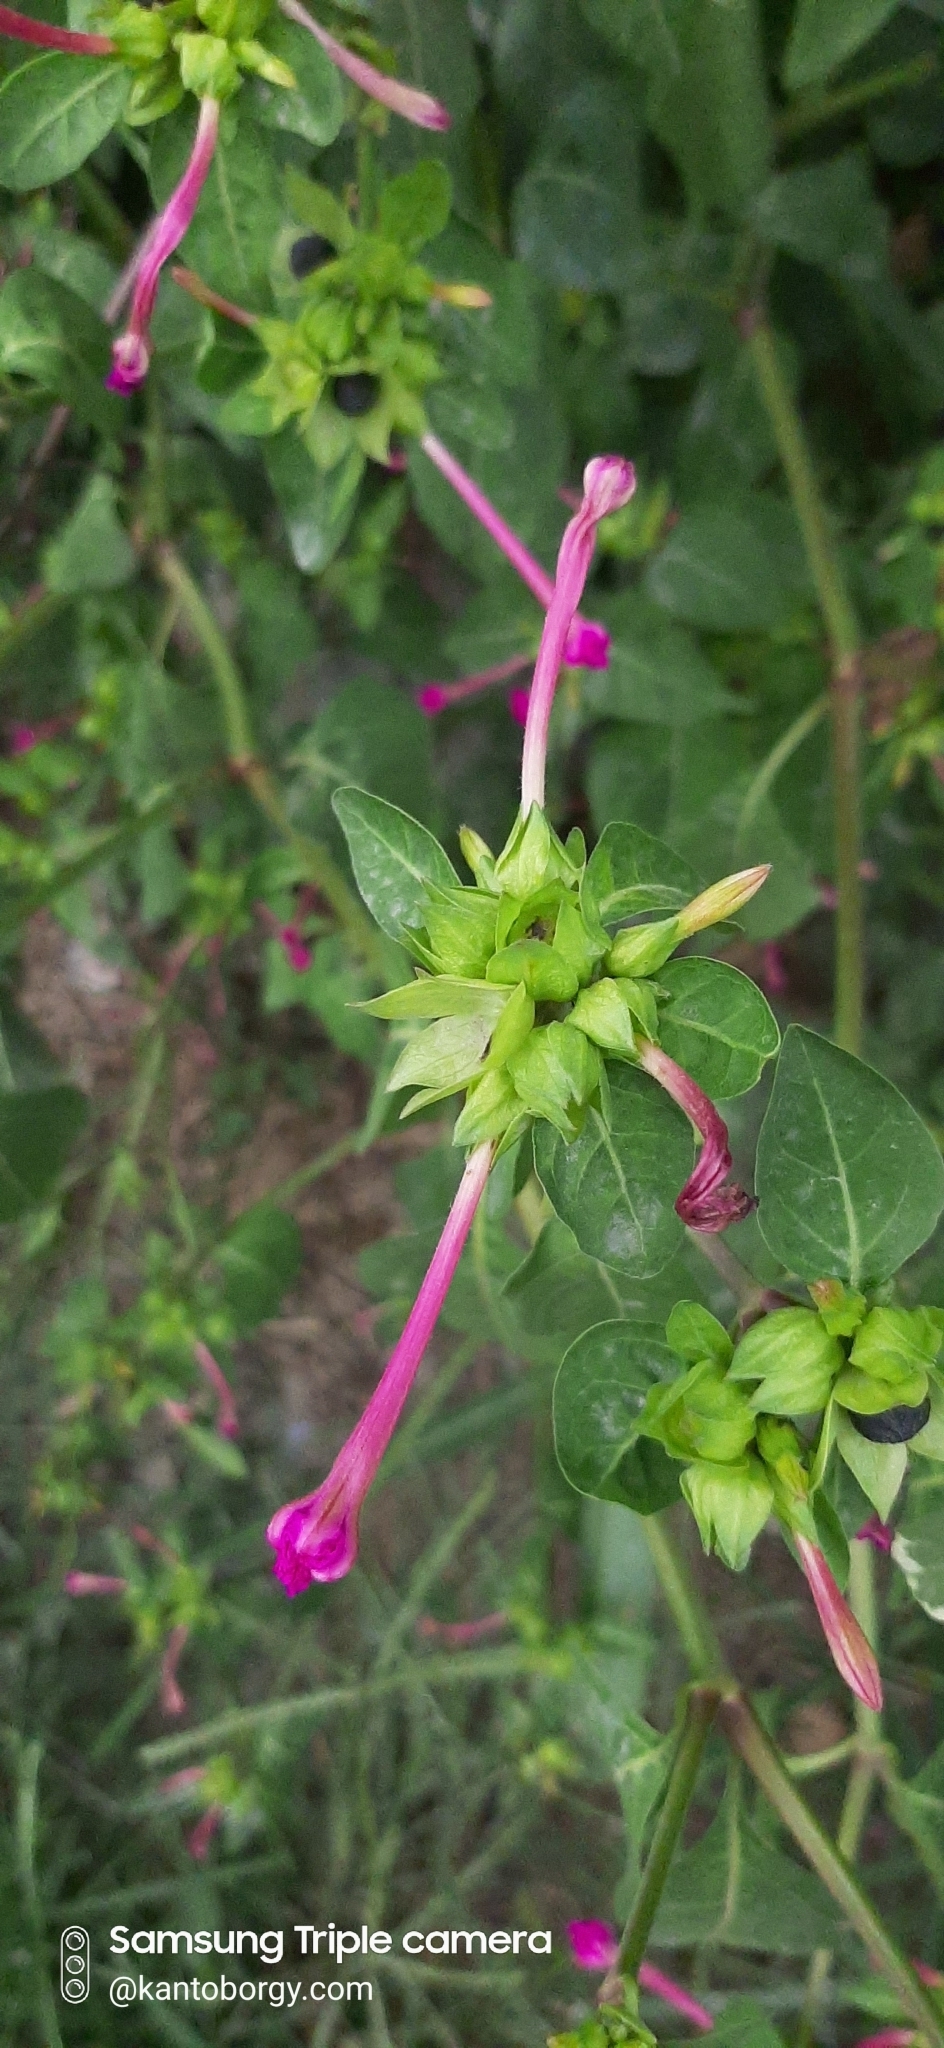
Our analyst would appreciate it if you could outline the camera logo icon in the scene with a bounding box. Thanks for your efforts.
[60,1927,90,2002]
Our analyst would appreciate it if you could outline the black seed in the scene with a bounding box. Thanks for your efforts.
[289,233,336,279]
[850,1396,931,1443]
[333,372,380,417]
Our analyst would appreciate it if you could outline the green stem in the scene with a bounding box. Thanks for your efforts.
[71,163,134,257]
[737,693,828,844]
[643,1511,727,1684]
[9,1737,62,2048]
[745,316,864,1055]
[356,123,376,229]
[720,1694,943,2048]
[614,1684,720,1981]
[776,52,937,143]
[156,545,382,964]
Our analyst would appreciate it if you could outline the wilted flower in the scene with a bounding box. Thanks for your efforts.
[108,97,221,394]
[636,1041,755,1233]
[856,1514,894,1553]
[267,1140,492,1593]
[278,0,449,128]
[795,1534,883,1711]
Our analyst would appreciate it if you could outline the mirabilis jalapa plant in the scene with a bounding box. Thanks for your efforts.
[267,451,944,1720]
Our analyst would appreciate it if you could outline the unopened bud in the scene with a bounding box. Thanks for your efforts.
[675,865,770,940]
[582,455,637,521]
[430,281,492,308]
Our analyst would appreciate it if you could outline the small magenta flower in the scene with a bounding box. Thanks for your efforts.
[277,0,449,128]
[636,1040,755,1234]
[520,455,635,811]
[64,1571,128,1596]
[194,1340,239,1438]
[420,432,620,674]
[107,97,221,394]
[566,1923,714,2031]
[0,4,115,50]
[267,1139,493,1593]
[795,1534,883,1711]
[856,1513,893,1554]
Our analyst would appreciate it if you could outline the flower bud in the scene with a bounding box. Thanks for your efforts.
[459,825,498,892]
[607,916,679,979]
[233,37,297,86]
[755,1415,817,1539]
[681,1455,774,1571]
[640,1361,756,1465]
[109,2,171,62]
[568,978,638,1057]
[430,281,493,308]
[506,1021,601,1141]
[174,31,240,97]
[494,804,552,897]
[424,885,498,977]
[674,866,771,940]
[794,1534,883,1711]
[729,1307,843,1414]
[486,939,579,1003]
[553,898,607,984]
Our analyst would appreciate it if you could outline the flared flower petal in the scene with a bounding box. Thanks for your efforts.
[278,0,449,128]
[637,1040,755,1234]
[520,455,636,811]
[107,98,221,394]
[420,431,616,677]
[267,1140,493,1594]
[795,1534,883,1711]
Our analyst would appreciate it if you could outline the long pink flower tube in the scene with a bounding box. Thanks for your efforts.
[107,97,220,394]
[520,455,635,811]
[795,1536,883,1711]
[278,0,449,129]
[267,1139,493,1593]
[416,653,533,716]
[64,1571,128,1596]
[0,5,115,50]
[194,1341,239,1439]
[420,432,620,674]
[567,1922,713,2031]
[636,1040,755,1234]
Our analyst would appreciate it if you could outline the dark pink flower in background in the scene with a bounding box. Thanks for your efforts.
[566,1922,714,2031]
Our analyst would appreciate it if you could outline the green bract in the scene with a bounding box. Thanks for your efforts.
[340,789,779,1155]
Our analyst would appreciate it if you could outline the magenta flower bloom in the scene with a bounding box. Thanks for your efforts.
[63,1571,128,1596]
[194,1340,239,1438]
[566,1923,714,2031]
[636,1040,755,1233]
[420,432,619,674]
[855,1513,893,1554]
[107,97,221,395]
[520,455,635,811]
[267,1139,493,1593]
[795,1534,883,1711]
[508,685,530,728]
[0,4,115,51]
[278,0,449,128]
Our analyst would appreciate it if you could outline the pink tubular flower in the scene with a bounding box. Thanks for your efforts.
[267,1139,493,1593]
[277,0,449,128]
[636,1040,755,1233]
[795,1535,883,1712]
[187,1803,224,1860]
[194,1341,239,1439]
[566,1924,714,2031]
[416,1610,507,1645]
[856,1514,894,1554]
[160,1623,190,1717]
[416,653,533,716]
[520,456,635,811]
[0,5,115,50]
[107,97,221,395]
[64,1571,128,1596]
[420,432,617,674]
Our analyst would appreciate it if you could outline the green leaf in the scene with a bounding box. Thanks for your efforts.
[553,1319,682,1513]
[0,267,120,430]
[583,591,736,725]
[752,152,887,284]
[581,820,698,930]
[534,1063,693,1278]
[0,993,62,1092]
[378,160,452,253]
[892,1476,944,1622]
[0,53,129,192]
[654,1782,840,1950]
[657,959,780,1098]
[646,502,791,632]
[783,0,899,91]
[646,0,773,213]
[150,105,281,304]
[265,434,364,574]
[756,1026,944,1286]
[835,1409,907,1523]
[250,16,344,146]
[177,1422,247,1480]
[296,676,435,826]
[43,475,135,595]
[703,2002,786,2048]
[0,1086,87,1222]
[332,786,458,943]
[215,1203,302,1332]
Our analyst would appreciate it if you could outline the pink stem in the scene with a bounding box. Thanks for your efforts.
[416,653,533,714]
[107,98,220,393]
[0,5,115,50]
[194,1340,239,1438]
[277,0,449,129]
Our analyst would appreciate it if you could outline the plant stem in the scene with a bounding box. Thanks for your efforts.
[643,1511,727,1684]
[776,52,937,143]
[156,545,382,964]
[356,122,376,229]
[745,315,864,1055]
[613,1684,720,1982]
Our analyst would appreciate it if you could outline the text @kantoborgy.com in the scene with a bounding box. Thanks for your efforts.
[108,1976,370,2007]
[93,1923,555,2006]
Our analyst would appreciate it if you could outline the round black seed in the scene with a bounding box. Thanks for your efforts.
[289,233,337,279]
[332,372,380,417]
[850,1396,931,1443]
